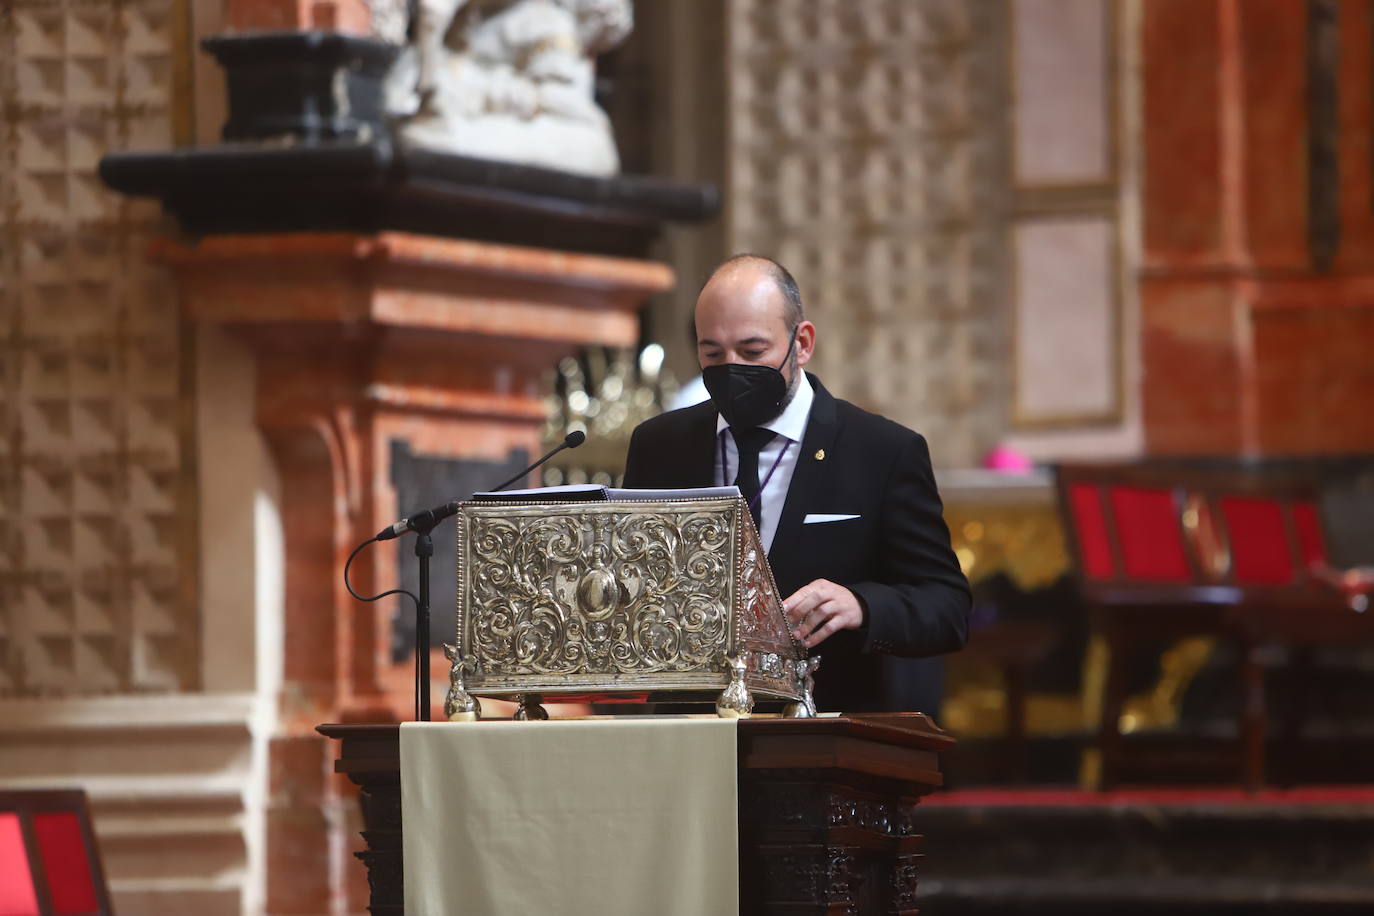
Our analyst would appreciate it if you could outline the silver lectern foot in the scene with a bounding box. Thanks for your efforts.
[444,643,483,721]
[716,653,754,718]
[514,693,549,720]
[784,656,820,718]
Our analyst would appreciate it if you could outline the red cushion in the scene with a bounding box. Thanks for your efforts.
[0,812,40,916]
[1069,483,1115,579]
[1110,486,1192,582]
[1220,496,1295,585]
[1292,501,1328,572]
[33,812,99,915]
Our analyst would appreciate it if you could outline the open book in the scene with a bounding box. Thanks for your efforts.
[470,484,742,502]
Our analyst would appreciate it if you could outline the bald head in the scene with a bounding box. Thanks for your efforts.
[697,254,804,337]
[695,254,815,382]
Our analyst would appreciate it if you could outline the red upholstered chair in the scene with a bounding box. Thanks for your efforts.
[1055,462,1374,791]
[0,790,112,916]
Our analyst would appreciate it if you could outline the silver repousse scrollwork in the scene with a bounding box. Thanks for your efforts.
[452,498,810,711]
[465,506,732,675]
[735,520,807,701]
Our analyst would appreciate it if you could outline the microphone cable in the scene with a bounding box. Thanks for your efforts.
[343,535,419,610]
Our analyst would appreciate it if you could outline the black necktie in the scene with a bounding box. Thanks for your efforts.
[731,426,776,526]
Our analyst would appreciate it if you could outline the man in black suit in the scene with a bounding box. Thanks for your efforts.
[623,255,970,713]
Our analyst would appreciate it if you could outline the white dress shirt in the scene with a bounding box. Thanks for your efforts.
[714,372,814,552]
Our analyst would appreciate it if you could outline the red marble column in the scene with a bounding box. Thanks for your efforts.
[156,231,673,914]
[1140,0,1374,455]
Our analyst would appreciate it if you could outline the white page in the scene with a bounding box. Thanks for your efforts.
[604,486,741,501]
[470,484,608,500]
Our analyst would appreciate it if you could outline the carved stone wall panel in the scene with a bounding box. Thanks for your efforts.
[0,0,192,696]
[725,0,1006,467]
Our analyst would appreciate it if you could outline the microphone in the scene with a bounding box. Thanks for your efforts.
[486,429,586,492]
[374,500,460,541]
[373,431,587,540]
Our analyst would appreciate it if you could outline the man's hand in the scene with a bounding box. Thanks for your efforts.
[783,579,864,649]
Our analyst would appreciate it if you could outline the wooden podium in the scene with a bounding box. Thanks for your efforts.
[319,714,952,915]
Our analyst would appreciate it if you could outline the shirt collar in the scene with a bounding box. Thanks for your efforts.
[715,370,814,443]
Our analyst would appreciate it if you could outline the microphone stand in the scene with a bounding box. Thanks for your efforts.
[409,519,438,721]
[353,431,588,723]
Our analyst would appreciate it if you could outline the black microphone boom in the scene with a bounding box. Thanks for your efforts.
[374,500,459,541]
[487,430,587,493]
[374,430,587,540]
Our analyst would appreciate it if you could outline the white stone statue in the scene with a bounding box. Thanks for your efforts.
[368,0,633,175]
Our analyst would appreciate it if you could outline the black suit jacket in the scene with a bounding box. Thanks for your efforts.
[622,374,971,712]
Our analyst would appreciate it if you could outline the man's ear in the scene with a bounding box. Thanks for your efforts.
[795,320,817,367]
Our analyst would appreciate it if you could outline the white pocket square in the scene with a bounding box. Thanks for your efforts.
[803,513,860,524]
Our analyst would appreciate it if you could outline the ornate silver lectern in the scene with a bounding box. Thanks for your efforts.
[443,495,817,720]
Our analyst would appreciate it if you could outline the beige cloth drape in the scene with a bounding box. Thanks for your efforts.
[401,719,739,916]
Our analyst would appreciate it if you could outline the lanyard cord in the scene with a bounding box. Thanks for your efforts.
[720,431,792,518]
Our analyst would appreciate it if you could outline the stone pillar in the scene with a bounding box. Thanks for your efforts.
[1140,0,1374,455]
[154,232,673,913]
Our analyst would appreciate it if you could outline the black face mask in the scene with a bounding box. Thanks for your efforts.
[701,335,797,429]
